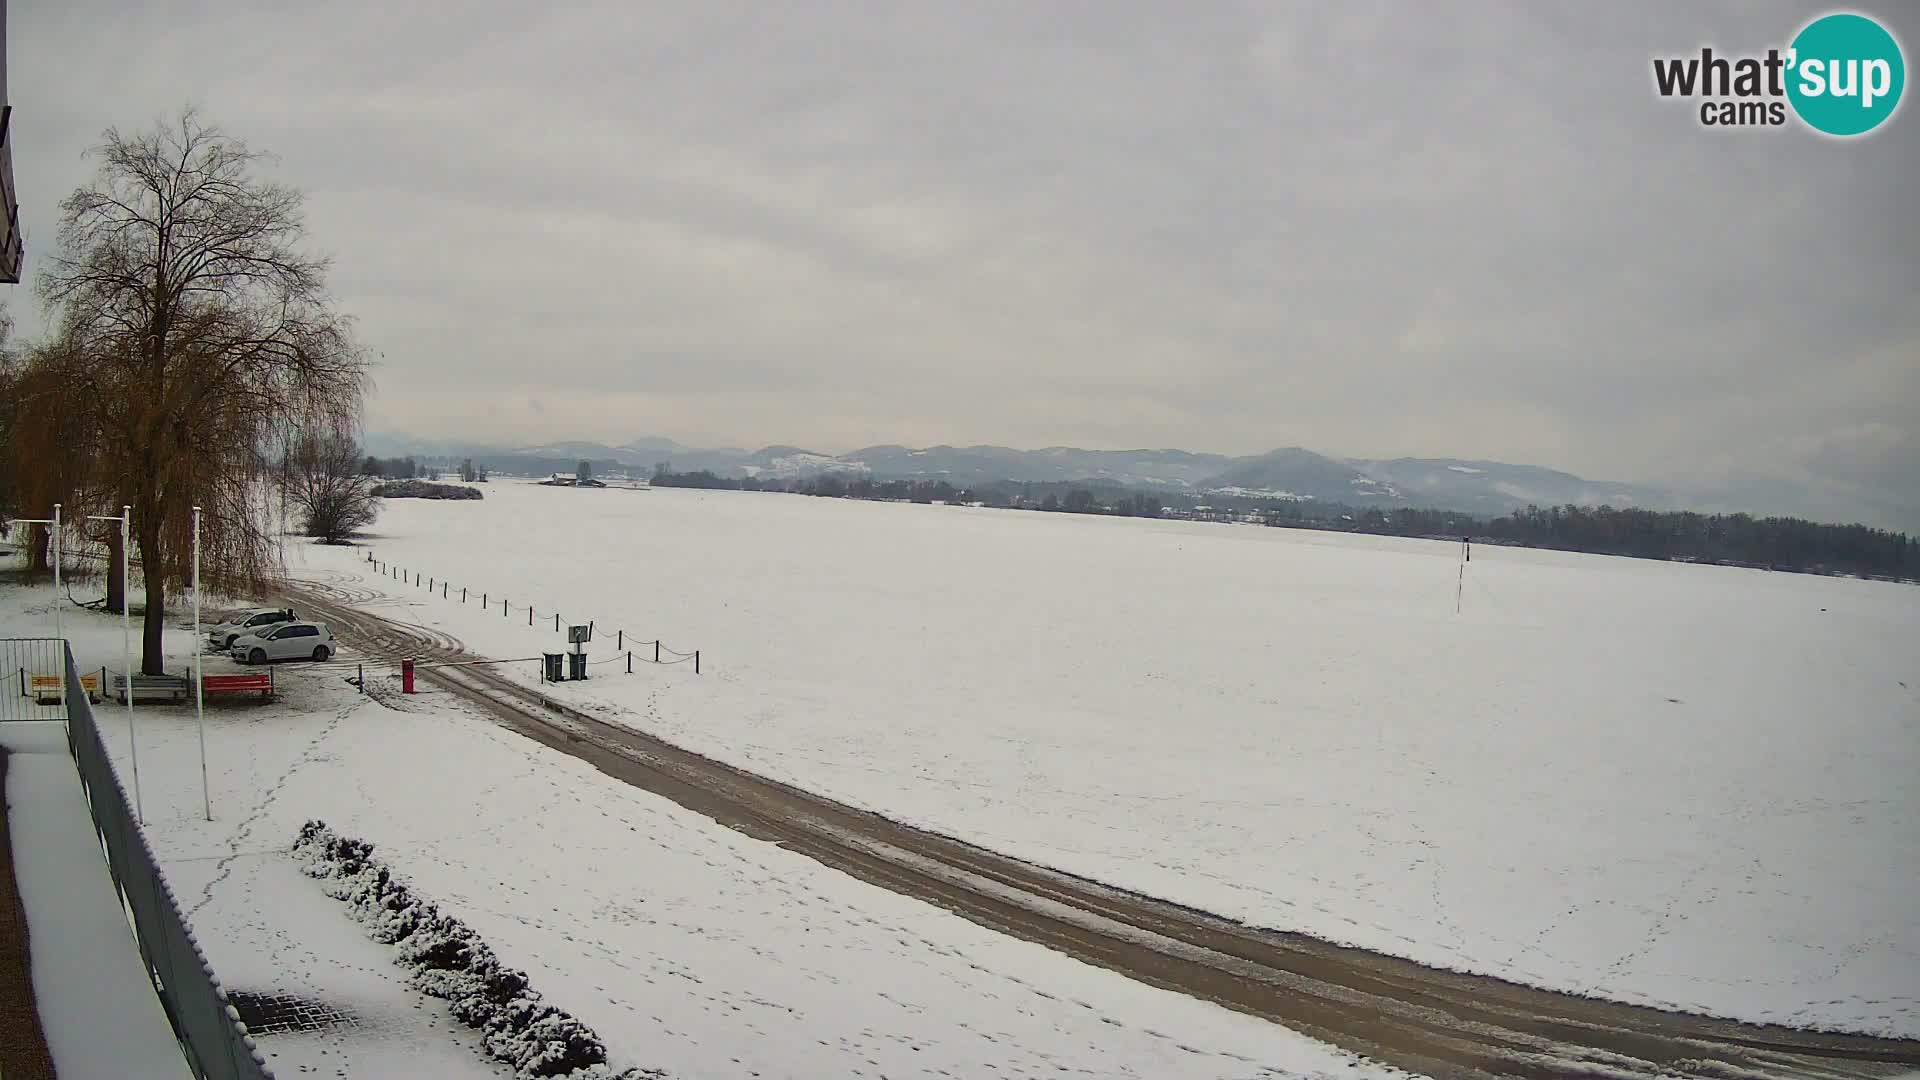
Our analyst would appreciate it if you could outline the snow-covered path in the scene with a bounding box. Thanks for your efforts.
[0,722,193,1080]
[280,572,1920,1080]
[0,581,1385,1079]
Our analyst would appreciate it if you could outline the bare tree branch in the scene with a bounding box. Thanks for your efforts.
[21,108,370,673]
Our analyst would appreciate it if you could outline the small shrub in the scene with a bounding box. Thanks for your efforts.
[291,821,658,1079]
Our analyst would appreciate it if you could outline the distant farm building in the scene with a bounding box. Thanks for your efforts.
[540,473,606,488]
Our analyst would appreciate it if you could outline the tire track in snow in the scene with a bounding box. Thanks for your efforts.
[285,578,1920,1080]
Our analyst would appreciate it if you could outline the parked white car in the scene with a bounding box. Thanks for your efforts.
[230,622,336,664]
[208,607,298,649]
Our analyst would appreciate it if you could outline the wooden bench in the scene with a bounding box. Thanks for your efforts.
[29,673,102,705]
[110,673,192,705]
[202,671,275,702]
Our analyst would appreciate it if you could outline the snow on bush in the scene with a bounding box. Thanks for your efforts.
[294,820,665,1079]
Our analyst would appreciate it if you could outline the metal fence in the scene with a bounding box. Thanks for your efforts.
[1,637,75,723]
[61,645,277,1080]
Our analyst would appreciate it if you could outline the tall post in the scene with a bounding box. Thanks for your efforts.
[92,507,142,824]
[50,504,62,658]
[124,507,140,823]
[19,510,65,711]
[193,506,210,821]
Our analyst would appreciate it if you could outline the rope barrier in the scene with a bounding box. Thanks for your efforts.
[409,656,543,671]
[351,559,704,674]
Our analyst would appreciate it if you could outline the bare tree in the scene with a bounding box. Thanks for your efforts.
[39,109,369,672]
[287,430,379,543]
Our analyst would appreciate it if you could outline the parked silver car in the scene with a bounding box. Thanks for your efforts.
[230,621,336,664]
[208,607,298,649]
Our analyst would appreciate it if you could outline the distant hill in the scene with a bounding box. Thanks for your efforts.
[364,431,1904,528]
[1347,458,1666,515]
[1200,447,1394,501]
[842,445,1234,488]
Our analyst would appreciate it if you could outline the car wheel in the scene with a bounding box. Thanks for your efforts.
[313,646,331,662]
[249,648,267,665]
[223,635,238,648]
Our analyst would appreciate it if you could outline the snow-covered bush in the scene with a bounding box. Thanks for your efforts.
[293,820,664,1080]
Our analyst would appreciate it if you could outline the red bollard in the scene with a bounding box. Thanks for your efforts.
[402,657,416,694]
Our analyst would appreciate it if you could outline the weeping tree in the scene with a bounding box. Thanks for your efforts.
[0,327,120,594]
[38,109,368,673]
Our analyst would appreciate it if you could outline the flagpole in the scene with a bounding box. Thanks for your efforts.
[50,504,62,655]
[52,504,63,721]
[93,507,141,824]
[194,506,210,821]
[123,506,140,824]
[17,509,66,718]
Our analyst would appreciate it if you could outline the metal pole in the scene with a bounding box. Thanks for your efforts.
[17,511,63,713]
[51,504,62,655]
[194,506,210,821]
[90,509,140,821]
[124,508,140,823]
[53,504,64,721]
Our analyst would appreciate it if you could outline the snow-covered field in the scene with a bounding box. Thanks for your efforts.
[290,479,1919,1037]
[0,581,1381,1079]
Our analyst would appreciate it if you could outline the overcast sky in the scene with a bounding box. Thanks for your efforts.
[9,1,1917,519]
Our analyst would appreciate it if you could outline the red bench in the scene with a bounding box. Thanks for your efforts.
[202,671,274,701]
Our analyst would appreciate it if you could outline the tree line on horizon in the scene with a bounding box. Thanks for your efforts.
[650,468,1917,581]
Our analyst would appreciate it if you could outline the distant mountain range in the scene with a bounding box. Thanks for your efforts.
[367,433,1716,519]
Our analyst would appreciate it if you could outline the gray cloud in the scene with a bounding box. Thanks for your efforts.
[9,1,1917,525]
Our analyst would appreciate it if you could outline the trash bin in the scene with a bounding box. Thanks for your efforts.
[567,651,587,681]
[542,652,564,682]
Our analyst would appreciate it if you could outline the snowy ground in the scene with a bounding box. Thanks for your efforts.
[0,579,1385,1079]
[0,720,193,1080]
[290,480,1919,1037]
